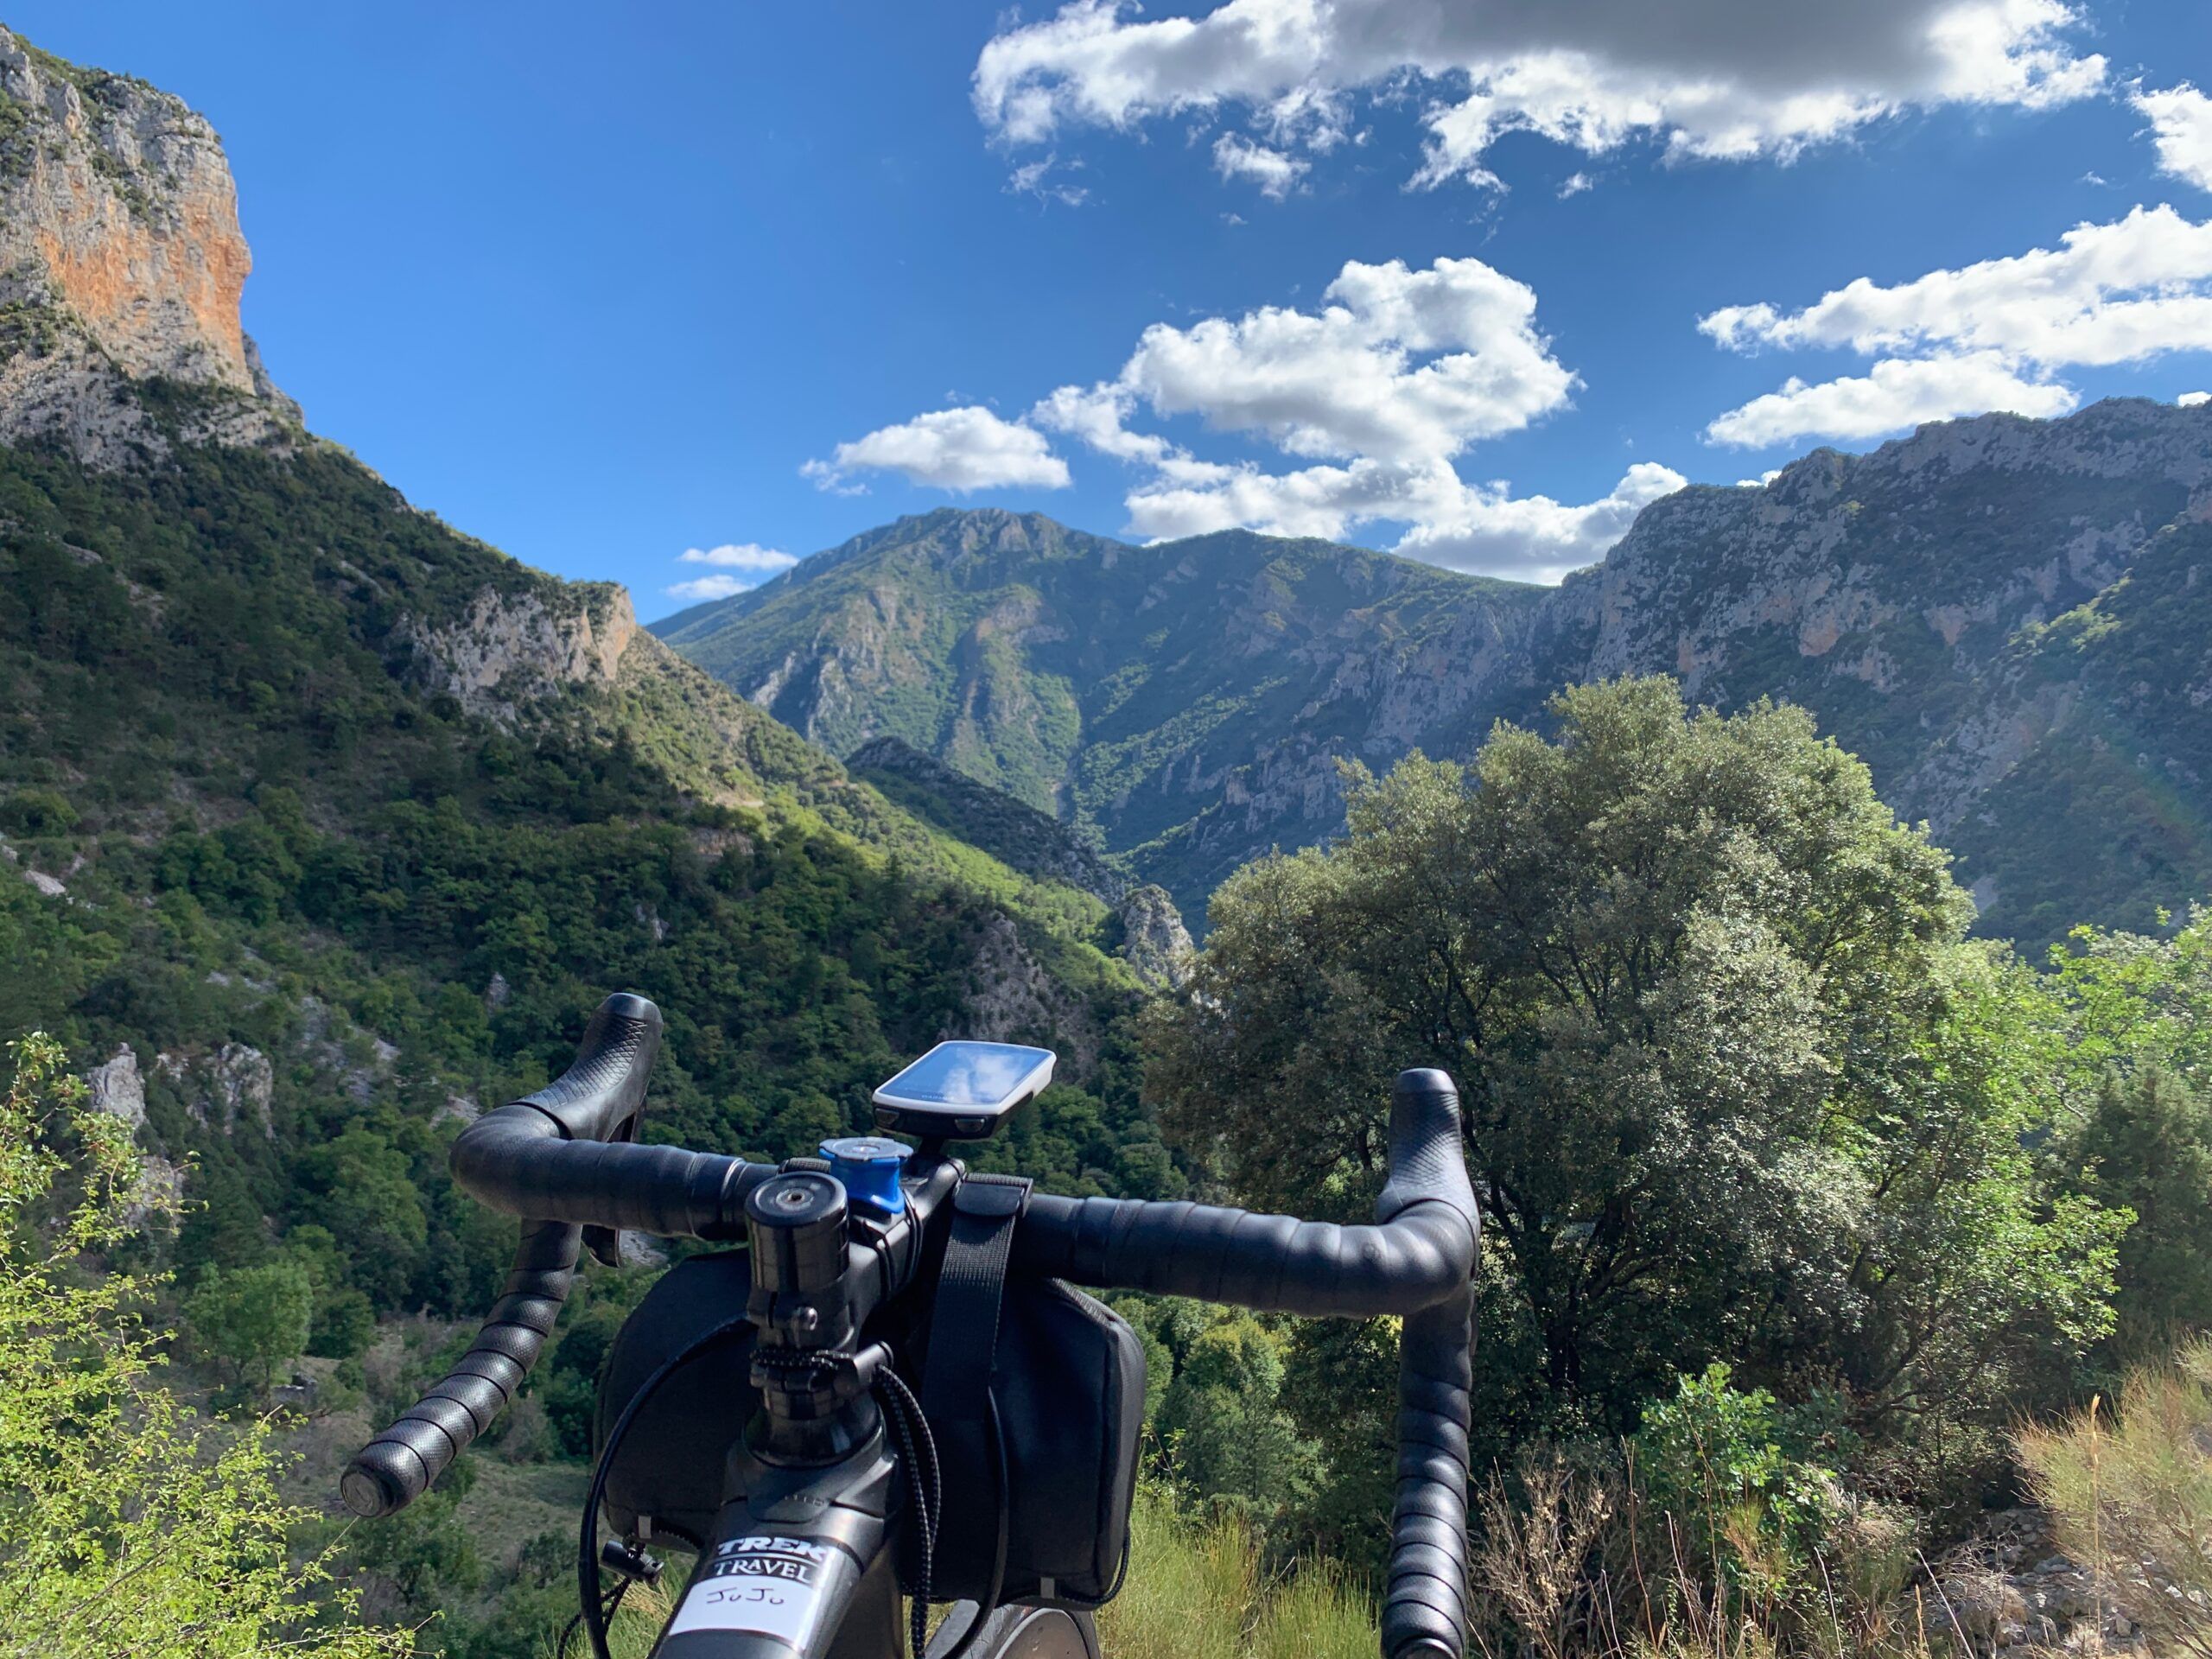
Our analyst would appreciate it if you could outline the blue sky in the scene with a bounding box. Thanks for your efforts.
[10,1,2212,615]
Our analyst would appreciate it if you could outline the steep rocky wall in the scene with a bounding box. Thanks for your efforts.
[0,25,296,463]
[397,583,640,724]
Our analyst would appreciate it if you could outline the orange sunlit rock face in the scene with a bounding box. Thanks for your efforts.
[31,188,253,389]
[2,23,262,394]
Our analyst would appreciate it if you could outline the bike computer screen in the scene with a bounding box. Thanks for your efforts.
[872,1040,1056,1139]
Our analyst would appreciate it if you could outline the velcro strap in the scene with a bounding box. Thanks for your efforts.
[921,1172,1032,1606]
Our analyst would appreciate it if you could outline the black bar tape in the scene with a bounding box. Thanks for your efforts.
[342,1217,581,1517]
[343,994,774,1519]
[1013,1066,1480,1659]
[448,1109,766,1237]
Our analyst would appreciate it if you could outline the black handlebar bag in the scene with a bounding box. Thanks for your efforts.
[591,1174,1144,1610]
[592,1249,760,1546]
[918,1173,1145,1612]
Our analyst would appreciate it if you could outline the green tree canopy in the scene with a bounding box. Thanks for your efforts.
[0,1033,402,1658]
[186,1258,315,1395]
[1146,677,2119,1459]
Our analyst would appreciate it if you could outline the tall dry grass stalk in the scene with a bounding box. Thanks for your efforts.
[2017,1339,2212,1659]
[1466,1452,1938,1659]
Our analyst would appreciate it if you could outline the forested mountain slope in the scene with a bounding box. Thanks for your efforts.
[659,400,2212,944]
[656,510,1548,922]
[0,23,1178,1349]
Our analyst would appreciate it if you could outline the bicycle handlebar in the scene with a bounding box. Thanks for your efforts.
[342,997,1477,1659]
[1014,1071,1476,1658]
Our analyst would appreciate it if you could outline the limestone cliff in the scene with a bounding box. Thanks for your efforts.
[0,25,297,465]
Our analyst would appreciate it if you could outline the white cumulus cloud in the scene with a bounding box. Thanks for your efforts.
[1109,255,1577,464]
[1029,256,1671,576]
[2135,84,2212,194]
[679,543,798,574]
[1120,455,1685,582]
[665,543,802,603]
[2181,391,2212,406]
[973,0,2103,193]
[1212,133,1309,197]
[854,256,1672,579]
[1706,353,2077,447]
[1701,205,2212,445]
[803,406,1071,493]
[667,575,755,603]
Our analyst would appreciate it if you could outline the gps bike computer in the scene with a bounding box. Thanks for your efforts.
[871,1040,1055,1139]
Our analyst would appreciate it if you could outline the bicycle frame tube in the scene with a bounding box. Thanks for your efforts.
[654,1433,902,1659]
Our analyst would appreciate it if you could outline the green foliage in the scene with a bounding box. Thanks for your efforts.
[1147,679,2121,1522]
[1095,1484,1377,1659]
[0,437,1167,1335]
[0,785,76,836]
[1631,1365,1836,1602]
[0,1033,404,1657]
[2073,1067,2212,1344]
[186,1256,315,1394]
[1125,1300,1323,1529]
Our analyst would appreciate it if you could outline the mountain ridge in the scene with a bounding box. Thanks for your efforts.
[657,397,2212,943]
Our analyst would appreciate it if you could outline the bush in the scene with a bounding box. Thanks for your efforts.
[0,1033,404,1657]
[2017,1338,2212,1658]
[186,1257,315,1395]
[0,786,77,836]
[1630,1365,1838,1605]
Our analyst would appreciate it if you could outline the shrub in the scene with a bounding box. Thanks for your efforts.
[1094,1484,1375,1659]
[2016,1338,2212,1658]
[186,1256,315,1394]
[0,1033,404,1657]
[0,786,76,836]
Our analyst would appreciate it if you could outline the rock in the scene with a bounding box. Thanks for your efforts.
[128,1154,186,1227]
[0,24,300,467]
[430,1095,480,1129]
[165,1042,275,1136]
[296,995,391,1106]
[1115,884,1194,989]
[82,1046,183,1224]
[395,584,639,726]
[86,1046,146,1129]
[22,868,66,897]
[947,912,1098,1075]
[210,1043,274,1137]
[485,972,513,1011]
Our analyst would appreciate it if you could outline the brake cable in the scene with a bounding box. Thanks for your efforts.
[578,1316,753,1659]
[873,1364,941,1659]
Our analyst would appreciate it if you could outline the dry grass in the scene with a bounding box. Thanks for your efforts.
[1096,1485,1377,1659]
[1465,1453,1942,1659]
[2017,1338,2212,1659]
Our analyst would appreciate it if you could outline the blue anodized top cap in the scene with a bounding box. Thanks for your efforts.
[819,1135,912,1215]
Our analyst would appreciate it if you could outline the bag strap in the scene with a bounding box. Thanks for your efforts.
[920,1171,1033,1611]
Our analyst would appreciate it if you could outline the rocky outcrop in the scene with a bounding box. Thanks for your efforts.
[1936,1507,2145,1653]
[83,1046,186,1226]
[397,583,639,724]
[948,912,1099,1074]
[1115,885,1193,990]
[0,25,298,465]
[86,1045,147,1128]
[160,1042,275,1138]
